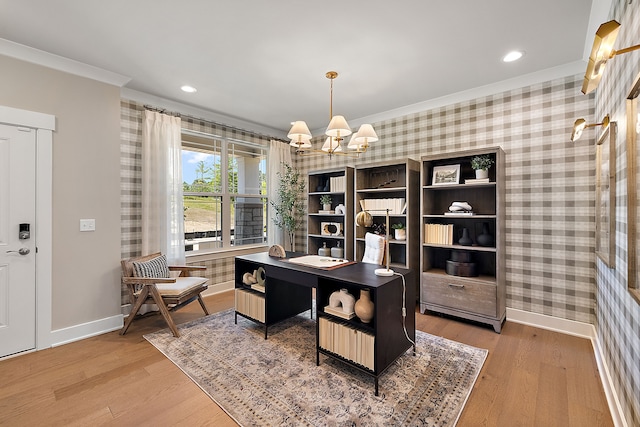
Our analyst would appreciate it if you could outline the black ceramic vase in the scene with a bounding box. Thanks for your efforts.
[476,222,494,247]
[458,228,473,246]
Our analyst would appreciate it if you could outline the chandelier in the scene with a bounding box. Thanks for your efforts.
[287,71,378,157]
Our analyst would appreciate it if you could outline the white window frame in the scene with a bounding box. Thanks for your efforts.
[182,129,268,257]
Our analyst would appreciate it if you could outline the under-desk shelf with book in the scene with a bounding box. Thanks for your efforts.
[315,270,415,396]
[233,256,312,339]
[307,167,354,260]
[420,147,506,333]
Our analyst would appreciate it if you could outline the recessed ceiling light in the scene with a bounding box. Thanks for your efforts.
[181,85,197,93]
[503,51,524,63]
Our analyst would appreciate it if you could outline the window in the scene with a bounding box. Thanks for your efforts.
[182,130,267,254]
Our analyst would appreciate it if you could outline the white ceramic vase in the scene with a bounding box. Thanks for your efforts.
[329,288,355,314]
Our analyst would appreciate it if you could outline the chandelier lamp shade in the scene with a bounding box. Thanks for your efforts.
[288,71,378,157]
[582,20,640,94]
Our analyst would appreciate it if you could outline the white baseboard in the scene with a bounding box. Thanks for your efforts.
[201,280,234,297]
[506,308,627,427]
[506,307,595,339]
[50,314,123,348]
[590,331,628,427]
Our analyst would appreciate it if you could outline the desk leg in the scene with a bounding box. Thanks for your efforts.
[413,343,416,356]
[374,377,379,396]
[264,325,268,340]
[234,312,237,324]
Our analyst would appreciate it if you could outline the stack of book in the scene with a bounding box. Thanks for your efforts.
[444,211,475,216]
[235,289,265,322]
[318,317,374,370]
[424,223,454,245]
[359,198,406,214]
[330,176,346,192]
[251,283,265,293]
[324,305,355,320]
[465,178,490,184]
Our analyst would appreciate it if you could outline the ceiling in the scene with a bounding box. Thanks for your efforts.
[0,1,608,138]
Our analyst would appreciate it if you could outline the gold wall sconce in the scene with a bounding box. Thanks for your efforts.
[570,114,610,142]
[582,20,640,94]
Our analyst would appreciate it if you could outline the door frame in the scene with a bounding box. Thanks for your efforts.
[0,105,55,352]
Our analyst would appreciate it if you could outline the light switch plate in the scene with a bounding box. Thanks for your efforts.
[80,219,96,232]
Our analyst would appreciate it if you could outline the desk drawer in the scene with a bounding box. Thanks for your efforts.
[421,273,496,317]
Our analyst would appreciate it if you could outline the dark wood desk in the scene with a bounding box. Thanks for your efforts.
[234,252,416,395]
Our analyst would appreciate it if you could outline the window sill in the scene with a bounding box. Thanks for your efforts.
[186,244,268,263]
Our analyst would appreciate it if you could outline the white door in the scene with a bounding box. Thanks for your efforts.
[0,124,37,358]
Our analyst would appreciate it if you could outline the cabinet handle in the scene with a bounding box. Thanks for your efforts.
[448,283,465,289]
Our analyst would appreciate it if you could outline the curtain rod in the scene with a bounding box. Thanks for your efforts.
[143,104,181,117]
[142,104,286,143]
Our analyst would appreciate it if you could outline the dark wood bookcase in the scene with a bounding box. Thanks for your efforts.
[307,166,354,260]
[354,159,420,298]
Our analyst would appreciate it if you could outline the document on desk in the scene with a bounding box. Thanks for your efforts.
[285,255,355,270]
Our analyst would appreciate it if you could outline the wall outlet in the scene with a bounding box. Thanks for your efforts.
[80,219,96,232]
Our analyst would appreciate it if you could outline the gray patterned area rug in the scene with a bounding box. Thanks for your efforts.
[144,309,487,426]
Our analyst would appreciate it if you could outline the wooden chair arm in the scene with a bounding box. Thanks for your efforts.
[168,265,206,271]
[168,265,206,277]
[122,277,177,285]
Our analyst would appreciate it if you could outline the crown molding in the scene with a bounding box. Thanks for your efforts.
[314,60,587,135]
[0,38,130,87]
[122,88,288,139]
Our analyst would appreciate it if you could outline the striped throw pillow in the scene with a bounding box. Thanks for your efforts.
[132,254,170,278]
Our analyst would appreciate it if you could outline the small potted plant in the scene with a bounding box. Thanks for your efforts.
[470,155,494,179]
[320,194,332,211]
[391,223,406,240]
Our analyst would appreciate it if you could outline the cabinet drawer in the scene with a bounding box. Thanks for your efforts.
[421,273,496,317]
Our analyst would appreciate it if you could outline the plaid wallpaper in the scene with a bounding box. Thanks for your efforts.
[592,0,640,424]
[119,100,270,305]
[294,75,596,325]
[120,4,638,417]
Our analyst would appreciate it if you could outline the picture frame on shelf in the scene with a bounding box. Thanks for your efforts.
[432,164,460,185]
[595,120,616,269]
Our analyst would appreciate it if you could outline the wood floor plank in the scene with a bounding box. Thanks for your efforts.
[534,362,570,426]
[0,291,614,427]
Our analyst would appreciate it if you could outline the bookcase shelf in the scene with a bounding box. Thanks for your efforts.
[307,167,354,260]
[420,147,506,333]
[354,159,420,298]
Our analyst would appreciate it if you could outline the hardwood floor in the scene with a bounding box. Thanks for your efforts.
[0,291,613,426]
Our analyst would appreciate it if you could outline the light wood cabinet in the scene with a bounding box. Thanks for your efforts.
[420,147,505,332]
